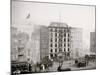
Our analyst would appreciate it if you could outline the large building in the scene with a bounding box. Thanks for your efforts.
[48,22,69,59]
[31,26,49,62]
[48,22,83,60]
[90,32,96,54]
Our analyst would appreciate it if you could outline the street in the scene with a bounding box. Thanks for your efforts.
[48,60,96,72]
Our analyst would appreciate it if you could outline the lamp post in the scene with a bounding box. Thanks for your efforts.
[57,53,64,67]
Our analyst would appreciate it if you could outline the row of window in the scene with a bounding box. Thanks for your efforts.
[50,37,71,42]
[50,38,67,42]
[50,53,57,58]
[50,33,67,37]
[49,28,67,32]
[50,48,70,53]
[50,43,68,47]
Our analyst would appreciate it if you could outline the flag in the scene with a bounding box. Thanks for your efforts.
[26,13,30,19]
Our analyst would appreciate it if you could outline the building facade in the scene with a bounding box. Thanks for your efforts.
[40,26,49,60]
[31,26,41,63]
[11,26,30,63]
[90,32,96,54]
[69,27,83,58]
[31,26,49,62]
[11,26,18,61]
[48,22,83,60]
[48,22,69,60]
[16,32,29,62]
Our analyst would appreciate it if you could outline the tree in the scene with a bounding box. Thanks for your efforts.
[17,32,29,46]
[41,56,53,68]
[57,53,64,67]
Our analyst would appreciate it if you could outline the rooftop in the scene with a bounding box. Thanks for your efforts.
[48,22,68,28]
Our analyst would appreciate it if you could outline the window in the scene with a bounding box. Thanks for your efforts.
[64,43,66,47]
[64,33,66,37]
[55,38,57,42]
[18,47,24,51]
[68,33,70,37]
[55,54,57,57]
[59,34,60,37]
[68,38,70,42]
[51,38,52,42]
[51,33,53,37]
[67,52,70,57]
[59,34,63,37]
[64,29,66,32]
[68,43,70,47]
[18,54,23,57]
[59,39,62,42]
[59,44,62,47]
[55,33,57,37]
[55,44,57,47]
[61,44,62,47]
[64,38,66,42]
[50,54,53,58]
[50,49,53,52]
[55,49,57,52]
[59,44,60,47]
[50,44,52,47]
[64,48,66,52]
[61,34,63,37]
[59,29,61,32]
[68,48,70,51]
[59,48,62,52]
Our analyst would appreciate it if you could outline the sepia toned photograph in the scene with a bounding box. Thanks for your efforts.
[11,0,96,75]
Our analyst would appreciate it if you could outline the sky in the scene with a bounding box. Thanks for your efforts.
[11,0,95,52]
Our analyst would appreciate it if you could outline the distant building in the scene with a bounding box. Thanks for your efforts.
[31,26,49,63]
[90,32,96,54]
[31,26,41,64]
[69,27,83,58]
[40,26,49,60]
[17,44,27,62]
[11,26,29,63]
[16,32,29,62]
[11,26,18,61]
